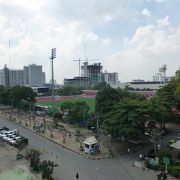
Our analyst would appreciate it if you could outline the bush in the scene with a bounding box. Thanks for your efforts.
[157,148,172,163]
[16,153,23,160]
[170,166,180,178]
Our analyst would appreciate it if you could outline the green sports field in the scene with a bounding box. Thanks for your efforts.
[36,97,96,112]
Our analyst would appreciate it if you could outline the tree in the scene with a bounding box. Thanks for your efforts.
[53,112,62,128]
[95,85,120,114]
[148,97,170,130]
[68,101,89,123]
[10,86,36,106]
[40,160,58,180]
[60,101,73,116]
[92,82,107,90]
[104,98,150,143]
[0,86,11,105]
[25,149,41,172]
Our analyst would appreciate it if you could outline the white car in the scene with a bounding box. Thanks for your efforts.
[1,132,16,140]
[6,135,19,142]
[8,139,18,145]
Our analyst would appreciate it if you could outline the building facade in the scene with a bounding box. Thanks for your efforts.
[0,64,45,87]
[98,71,118,85]
[0,65,10,86]
[9,69,24,86]
[24,64,45,87]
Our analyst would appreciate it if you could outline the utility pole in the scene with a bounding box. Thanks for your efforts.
[49,48,56,121]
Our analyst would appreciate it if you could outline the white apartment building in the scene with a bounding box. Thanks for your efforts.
[0,64,46,87]
[9,69,24,86]
[24,64,45,87]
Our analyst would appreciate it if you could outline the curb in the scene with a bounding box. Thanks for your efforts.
[1,115,113,160]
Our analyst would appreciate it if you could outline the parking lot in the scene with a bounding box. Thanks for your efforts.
[0,126,28,147]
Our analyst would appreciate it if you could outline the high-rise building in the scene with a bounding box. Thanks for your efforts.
[81,62,102,86]
[9,69,24,86]
[0,64,46,87]
[0,65,10,86]
[24,64,45,87]
[98,71,118,85]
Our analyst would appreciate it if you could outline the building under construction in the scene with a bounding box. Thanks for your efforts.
[64,62,118,89]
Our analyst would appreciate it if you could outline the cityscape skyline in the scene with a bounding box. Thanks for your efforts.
[0,0,180,83]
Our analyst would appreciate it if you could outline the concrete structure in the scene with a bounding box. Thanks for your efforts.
[98,71,118,85]
[64,62,119,88]
[64,76,90,88]
[83,136,99,155]
[9,69,24,86]
[24,64,45,87]
[81,62,102,86]
[0,64,46,87]
[0,65,10,86]
[112,81,165,90]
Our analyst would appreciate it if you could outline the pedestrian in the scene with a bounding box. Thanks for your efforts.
[127,148,130,154]
[76,172,79,179]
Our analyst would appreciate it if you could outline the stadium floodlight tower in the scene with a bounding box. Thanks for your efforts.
[49,48,56,119]
[159,64,167,85]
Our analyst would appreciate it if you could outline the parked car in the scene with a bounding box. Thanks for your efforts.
[6,134,19,142]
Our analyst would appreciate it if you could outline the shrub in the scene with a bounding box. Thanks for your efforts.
[170,166,180,178]
[157,148,172,163]
[16,153,23,160]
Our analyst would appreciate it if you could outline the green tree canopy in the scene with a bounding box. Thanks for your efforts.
[104,98,150,141]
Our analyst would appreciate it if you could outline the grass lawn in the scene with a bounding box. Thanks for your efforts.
[36,97,96,113]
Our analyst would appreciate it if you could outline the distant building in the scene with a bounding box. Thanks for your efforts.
[112,81,165,90]
[24,64,45,87]
[64,62,118,88]
[81,62,103,86]
[9,69,24,86]
[98,71,118,85]
[64,76,90,88]
[0,64,46,87]
[0,65,10,86]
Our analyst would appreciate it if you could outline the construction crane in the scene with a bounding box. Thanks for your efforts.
[73,58,85,77]
[73,58,98,77]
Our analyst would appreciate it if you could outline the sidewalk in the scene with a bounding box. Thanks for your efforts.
[0,107,112,160]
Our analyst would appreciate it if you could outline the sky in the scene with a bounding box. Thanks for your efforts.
[0,0,180,83]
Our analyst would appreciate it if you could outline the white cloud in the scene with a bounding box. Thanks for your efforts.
[0,0,47,11]
[103,17,180,82]
[0,0,179,84]
[157,16,170,28]
[0,12,112,83]
[142,8,151,17]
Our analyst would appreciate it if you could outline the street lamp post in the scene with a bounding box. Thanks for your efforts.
[49,48,56,123]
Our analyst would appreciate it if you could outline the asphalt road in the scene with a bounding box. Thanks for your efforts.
[0,116,156,180]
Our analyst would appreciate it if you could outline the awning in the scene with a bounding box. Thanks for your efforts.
[83,136,98,145]
[170,140,180,150]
